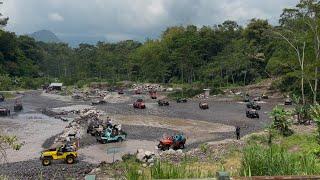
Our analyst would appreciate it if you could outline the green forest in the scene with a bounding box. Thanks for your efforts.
[1,0,320,103]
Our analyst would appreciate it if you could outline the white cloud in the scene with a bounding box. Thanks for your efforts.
[1,0,300,44]
[48,12,64,22]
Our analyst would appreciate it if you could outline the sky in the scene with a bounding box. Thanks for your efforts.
[0,0,299,46]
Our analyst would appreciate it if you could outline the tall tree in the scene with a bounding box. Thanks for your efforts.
[276,8,311,104]
[0,1,8,27]
[280,0,320,104]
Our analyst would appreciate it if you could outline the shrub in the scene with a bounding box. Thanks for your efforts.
[151,161,215,179]
[167,87,203,99]
[199,143,209,153]
[309,104,320,143]
[241,144,320,176]
[125,164,143,180]
[114,154,146,180]
[75,79,87,88]
[122,153,138,162]
[0,74,13,90]
[247,134,270,145]
[270,106,293,136]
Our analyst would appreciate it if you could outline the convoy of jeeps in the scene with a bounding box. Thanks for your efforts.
[0,94,23,116]
[0,89,294,166]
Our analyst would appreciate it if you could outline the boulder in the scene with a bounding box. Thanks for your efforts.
[167,149,176,154]
[147,157,154,163]
[144,151,153,157]
[136,149,145,162]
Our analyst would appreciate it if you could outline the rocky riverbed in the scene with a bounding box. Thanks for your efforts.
[0,89,281,179]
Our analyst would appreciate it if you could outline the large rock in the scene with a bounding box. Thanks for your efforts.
[144,151,153,157]
[136,149,145,162]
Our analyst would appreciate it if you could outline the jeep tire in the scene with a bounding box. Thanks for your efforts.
[42,157,52,166]
[66,155,75,164]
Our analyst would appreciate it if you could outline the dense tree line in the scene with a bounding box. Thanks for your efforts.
[0,19,272,87]
[1,0,320,103]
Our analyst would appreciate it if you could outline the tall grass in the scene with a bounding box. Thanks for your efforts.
[125,164,144,180]
[241,144,320,176]
[151,161,215,179]
[1,92,15,99]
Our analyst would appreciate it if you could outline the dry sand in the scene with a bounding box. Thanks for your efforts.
[0,113,68,163]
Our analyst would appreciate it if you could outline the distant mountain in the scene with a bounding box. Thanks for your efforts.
[28,30,61,43]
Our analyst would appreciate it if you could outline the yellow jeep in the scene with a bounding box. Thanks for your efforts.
[40,145,78,166]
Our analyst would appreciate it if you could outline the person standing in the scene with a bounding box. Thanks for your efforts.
[106,116,112,128]
[236,126,241,140]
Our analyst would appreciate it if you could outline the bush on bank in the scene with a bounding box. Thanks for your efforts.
[241,144,320,176]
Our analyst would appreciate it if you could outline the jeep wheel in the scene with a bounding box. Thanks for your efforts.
[42,157,52,166]
[162,145,170,151]
[118,137,124,142]
[66,155,75,164]
[180,143,185,149]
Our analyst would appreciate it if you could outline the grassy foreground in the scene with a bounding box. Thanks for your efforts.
[97,125,320,179]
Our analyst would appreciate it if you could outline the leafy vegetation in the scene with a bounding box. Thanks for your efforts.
[270,106,293,136]
[241,144,320,176]
[151,161,216,179]
[309,103,320,142]
[0,92,14,99]
[1,1,320,102]
[167,87,203,99]
[0,135,23,162]
[0,0,275,90]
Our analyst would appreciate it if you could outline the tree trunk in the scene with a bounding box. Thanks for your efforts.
[231,72,235,85]
[314,67,318,104]
[220,66,223,88]
[301,42,306,105]
[181,64,184,84]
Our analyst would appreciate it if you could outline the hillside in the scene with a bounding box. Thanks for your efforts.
[28,30,61,43]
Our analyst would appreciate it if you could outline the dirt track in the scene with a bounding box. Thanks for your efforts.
[0,90,282,179]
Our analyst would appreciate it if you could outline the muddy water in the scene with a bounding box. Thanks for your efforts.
[0,113,68,163]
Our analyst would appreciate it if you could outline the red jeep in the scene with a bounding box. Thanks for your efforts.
[133,99,146,109]
[0,106,10,116]
[158,134,186,151]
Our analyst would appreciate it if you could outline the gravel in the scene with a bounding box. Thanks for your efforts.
[42,133,62,149]
[0,90,280,178]
[122,125,180,141]
[95,96,277,139]
[0,159,95,180]
[42,125,180,149]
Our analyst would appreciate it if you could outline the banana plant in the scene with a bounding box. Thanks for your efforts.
[269,106,293,136]
[309,104,320,143]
